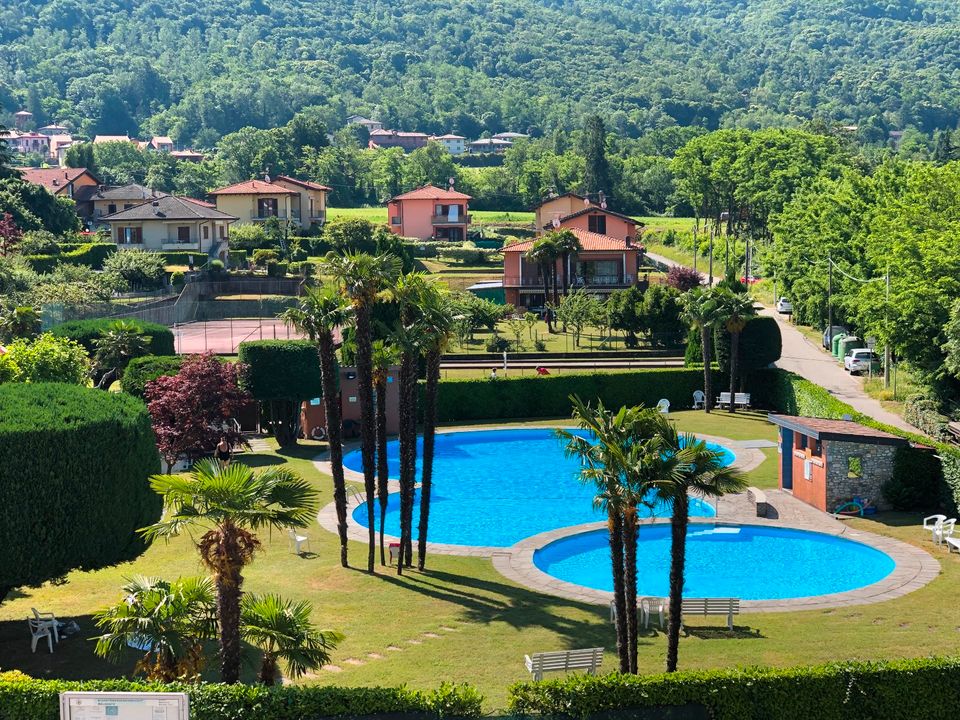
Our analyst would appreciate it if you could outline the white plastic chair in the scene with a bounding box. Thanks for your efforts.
[656,398,670,415]
[27,616,55,653]
[641,597,665,629]
[288,528,310,555]
[31,608,59,643]
[692,390,705,409]
[924,514,947,532]
[935,519,957,546]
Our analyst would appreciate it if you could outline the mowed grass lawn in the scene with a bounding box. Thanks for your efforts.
[0,412,955,709]
[327,207,695,230]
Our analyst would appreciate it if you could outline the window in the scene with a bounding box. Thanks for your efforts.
[203,225,209,240]
[588,214,607,234]
[219,225,225,239]
[118,226,142,244]
[257,198,278,217]
[811,439,822,457]
[797,434,807,450]
[108,203,117,214]
[124,204,133,209]
[847,456,863,478]
[177,226,191,243]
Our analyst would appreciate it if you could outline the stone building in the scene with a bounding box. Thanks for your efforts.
[768,415,910,512]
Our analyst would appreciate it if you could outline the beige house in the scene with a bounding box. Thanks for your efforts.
[209,175,329,232]
[75,184,167,225]
[102,196,237,254]
[273,175,330,229]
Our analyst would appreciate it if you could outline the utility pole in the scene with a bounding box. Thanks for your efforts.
[827,254,834,352]
[884,267,891,389]
[708,224,714,286]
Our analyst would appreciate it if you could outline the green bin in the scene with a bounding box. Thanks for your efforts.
[839,336,865,360]
[831,333,847,359]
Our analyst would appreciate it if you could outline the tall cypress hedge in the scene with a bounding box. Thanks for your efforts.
[51,318,175,356]
[0,384,162,602]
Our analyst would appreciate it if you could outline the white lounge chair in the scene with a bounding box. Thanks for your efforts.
[692,390,705,409]
[931,518,957,546]
[924,514,947,531]
[656,398,670,415]
[288,528,310,555]
[946,536,960,554]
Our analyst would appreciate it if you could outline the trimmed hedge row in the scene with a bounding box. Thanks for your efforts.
[50,318,175,356]
[237,340,322,401]
[434,369,716,422]
[121,355,185,398]
[507,657,960,720]
[0,675,483,720]
[25,242,117,272]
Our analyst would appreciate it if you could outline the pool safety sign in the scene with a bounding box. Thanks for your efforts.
[59,692,189,720]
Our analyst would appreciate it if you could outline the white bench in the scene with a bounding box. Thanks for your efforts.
[524,648,604,681]
[681,597,740,630]
[747,487,769,518]
[715,392,751,409]
[946,536,960,554]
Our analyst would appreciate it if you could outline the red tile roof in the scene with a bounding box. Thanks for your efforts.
[183,197,216,208]
[209,179,297,195]
[502,227,638,253]
[274,175,332,192]
[18,167,98,194]
[768,415,909,444]
[550,205,641,228]
[389,184,472,201]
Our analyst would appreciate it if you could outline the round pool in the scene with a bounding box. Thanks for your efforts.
[533,524,896,600]
[344,428,733,548]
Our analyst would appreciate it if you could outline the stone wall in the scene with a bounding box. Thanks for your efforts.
[824,440,898,511]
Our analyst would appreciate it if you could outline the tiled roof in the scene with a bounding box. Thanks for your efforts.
[434,134,466,140]
[183,197,216,208]
[151,136,173,145]
[502,227,637,253]
[208,179,297,195]
[94,135,132,143]
[389,184,472,201]
[101,195,238,221]
[768,415,909,444]
[18,167,98,193]
[74,183,166,203]
[274,174,332,192]
[552,205,641,228]
[369,129,430,138]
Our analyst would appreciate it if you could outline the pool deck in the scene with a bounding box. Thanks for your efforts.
[314,425,938,611]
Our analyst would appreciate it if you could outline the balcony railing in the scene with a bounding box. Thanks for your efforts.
[162,241,201,251]
[432,214,470,225]
[250,212,288,221]
[504,274,635,288]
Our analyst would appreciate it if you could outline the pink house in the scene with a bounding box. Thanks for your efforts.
[387,185,472,241]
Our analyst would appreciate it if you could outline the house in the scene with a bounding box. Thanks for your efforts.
[432,134,466,155]
[93,135,132,145]
[492,132,529,141]
[533,194,640,244]
[501,228,642,308]
[387,184,472,241]
[148,136,174,152]
[468,138,513,154]
[37,124,69,136]
[768,415,911,512]
[171,149,205,162]
[13,110,33,130]
[48,134,75,165]
[368,129,430,151]
[347,115,384,133]
[18,167,100,201]
[101,195,237,254]
[209,175,327,232]
[2,130,50,156]
[74,183,168,226]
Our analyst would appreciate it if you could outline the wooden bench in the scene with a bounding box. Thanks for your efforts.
[747,487,769,518]
[681,598,740,630]
[948,421,960,445]
[524,648,604,681]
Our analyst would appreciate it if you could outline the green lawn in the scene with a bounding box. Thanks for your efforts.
[327,207,535,225]
[1,413,955,709]
[451,320,667,354]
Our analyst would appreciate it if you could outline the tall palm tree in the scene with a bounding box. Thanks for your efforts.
[93,575,217,682]
[415,280,454,571]
[281,284,353,568]
[324,252,402,573]
[525,237,559,332]
[240,593,343,685]
[141,460,319,684]
[680,289,723,413]
[716,289,756,413]
[372,339,399,564]
[650,427,746,672]
[547,229,582,298]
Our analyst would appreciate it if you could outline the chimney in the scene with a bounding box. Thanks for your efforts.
[625,235,632,247]
[151,200,160,207]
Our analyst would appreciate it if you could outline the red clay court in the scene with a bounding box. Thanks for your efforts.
[173,319,307,354]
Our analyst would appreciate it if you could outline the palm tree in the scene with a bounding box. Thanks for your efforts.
[548,229,582,298]
[650,427,746,672]
[415,280,454,570]
[525,237,559,332]
[93,575,217,682]
[716,289,756,413]
[324,252,402,573]
[141,460,319,684]
[372,339,399,564]
[240,593,343,685]
[92,319,150,389]
[281,285,353,568]
[680,289,723,413]
[0,305,39,343]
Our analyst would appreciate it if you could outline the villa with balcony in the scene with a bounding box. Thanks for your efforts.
[387,184,472,241]
[209,175,330,232]
[101,195,237,255]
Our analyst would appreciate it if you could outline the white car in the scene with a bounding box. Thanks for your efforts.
[844,349,882,375]
[775,297,793,314]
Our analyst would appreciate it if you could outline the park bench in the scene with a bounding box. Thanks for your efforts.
[747,487,769,518]
[523,648,604,681]
[715,392,751,409]
[681,597,740,630]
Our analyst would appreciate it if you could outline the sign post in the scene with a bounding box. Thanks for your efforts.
[60,692,189,720]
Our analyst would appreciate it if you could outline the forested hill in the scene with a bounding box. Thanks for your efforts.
[3,0,960,145]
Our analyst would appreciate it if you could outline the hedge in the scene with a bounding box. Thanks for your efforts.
[121,355,185,398]
[237,340,322,401]
[160,251,207,267]
[0,674,483,720]
[25,242,117,272]
[0,384,161,600]
[228,248,248,266]
[51,318,175,356]
[433,369,715,422]
[507,657,960,720]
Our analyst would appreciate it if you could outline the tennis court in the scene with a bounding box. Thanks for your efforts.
[173,319,307,354]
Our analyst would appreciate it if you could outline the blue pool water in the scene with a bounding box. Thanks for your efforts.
[534,525,896,600]
[344,428,732,548]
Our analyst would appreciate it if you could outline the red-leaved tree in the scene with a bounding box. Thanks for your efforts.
[145,353,249,472]
[0,212,22,256]
[666,265,703,293]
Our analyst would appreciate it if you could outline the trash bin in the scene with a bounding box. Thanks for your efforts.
[831,333,847,359]
[839,336,865,360]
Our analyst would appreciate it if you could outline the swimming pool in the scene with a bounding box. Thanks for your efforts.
[344,428,733,548]
[533,524,897,600]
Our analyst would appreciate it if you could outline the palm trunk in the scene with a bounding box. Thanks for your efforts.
[622,506,639,674]
[396,348,418,575]
[561,253,569,297]
[355,303,377,573]
[701,325,712,413]
[318,332,349,568]
[417,347,441,570]
[608,508,629,673]
[665,494,689,672]
[728,329,739,413]
[375,375,389,565]
[258,653,279,685]
[216,529,243,684]
[541,265,553,333]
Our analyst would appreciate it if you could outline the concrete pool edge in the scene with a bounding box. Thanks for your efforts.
[491,518,940,612]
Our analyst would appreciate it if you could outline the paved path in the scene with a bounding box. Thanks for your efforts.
[646,251,922,435]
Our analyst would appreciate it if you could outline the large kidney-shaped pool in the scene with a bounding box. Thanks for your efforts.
[344,428,733,548]
[534,524,896,600]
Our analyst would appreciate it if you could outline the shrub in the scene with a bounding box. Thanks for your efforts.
[170,270,185,288]
[103,249,167,291]
[121,355,185,398]
[485,334,511,353]
[0,675,483,720]
[159,251,205,267]
[227,249,248,267]
[739,316,782,371]
[903,394,950,441]
[507,657,960,720]
[882,445,946,510]
[252,249,280,267]
[24,241,116,272]
[51,318,175,356]
[0,384,161,602]
[266,260,289,277]
[19,230,60,255]
[229,223,271,251]
[0,333,90,384]
[665,265,703,292]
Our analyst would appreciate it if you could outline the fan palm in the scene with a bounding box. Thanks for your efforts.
[92,575,217,682]
[92,319,151,388]
[281,284,353,568]
[323,251,402,573]
[372,339,399,564]
[650,426,747,672]
[240,593,343,685]
[680,289,724,413]
[715,289,756,413]
[141,459,319,684]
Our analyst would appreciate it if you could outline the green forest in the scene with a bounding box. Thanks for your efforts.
[4,0,960,144]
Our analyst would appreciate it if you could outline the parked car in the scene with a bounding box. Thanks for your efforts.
[775,297,793,314]
[845,348,882,375]
[822,325,849,349]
